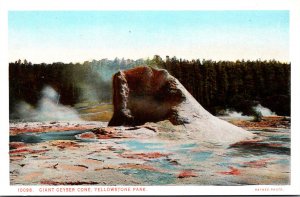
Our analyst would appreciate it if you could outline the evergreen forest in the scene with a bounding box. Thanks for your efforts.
[9,56,290,119]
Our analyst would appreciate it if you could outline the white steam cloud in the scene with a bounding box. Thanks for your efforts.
[15,86,81,121]
[253,104,277,116]
[225,110,249,118]
[222,109,252,120]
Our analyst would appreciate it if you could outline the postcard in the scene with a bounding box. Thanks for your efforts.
[1,0,300,195]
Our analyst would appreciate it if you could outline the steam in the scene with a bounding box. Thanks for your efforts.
[222,109,252,120]
[253,104,277,116]
[15,86,81,121]
[219,104,277,121]
[225,110,250,118]
[77,83,100,103]
[75,59,141,103]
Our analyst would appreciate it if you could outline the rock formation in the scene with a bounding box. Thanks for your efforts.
[109,66,254,144]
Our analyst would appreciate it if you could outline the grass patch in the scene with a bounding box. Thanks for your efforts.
[78,104,113,114]
[78,103,113,121]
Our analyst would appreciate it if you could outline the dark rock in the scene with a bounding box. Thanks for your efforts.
[74,164,88,169]
[109,66,185,126]
[177,170,198,178]
[108,66,254,144]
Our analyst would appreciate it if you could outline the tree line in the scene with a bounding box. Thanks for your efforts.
[9,56,290,119]
[151,56,290,116]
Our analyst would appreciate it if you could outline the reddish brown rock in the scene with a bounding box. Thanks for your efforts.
[108,66,254,145]
[109,66,185,126]
[243,158,273,168]
[230,139,285,150]
[50,141,82,149]
[10,123,100,136]
[219,166,241,175]
[57,164,88,172]
[120,152,169,160]
[230,116,290,130]
[177,170,198,178]
[77,132,96,139]
[9,148,49,155]
[91,127,126,139]
[9,148,30,154]
[92,127,116,134]
[10,142,26,149]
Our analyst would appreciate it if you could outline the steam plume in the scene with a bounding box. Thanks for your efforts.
[253,104,277,116]
[15,86,81,121]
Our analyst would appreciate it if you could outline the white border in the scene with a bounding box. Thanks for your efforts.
[2,0,293,10]
[1,0,300,195]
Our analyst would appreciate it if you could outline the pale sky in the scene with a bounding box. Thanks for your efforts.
[8,11,289,63]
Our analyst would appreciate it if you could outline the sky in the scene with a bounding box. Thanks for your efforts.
[8,11,289,63]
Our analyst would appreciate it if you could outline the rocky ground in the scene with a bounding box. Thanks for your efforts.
[9,121,106,136]
[9,116,290,186]
[225,116,290,130]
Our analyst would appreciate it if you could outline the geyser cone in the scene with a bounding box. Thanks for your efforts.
[109,66,254,144]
